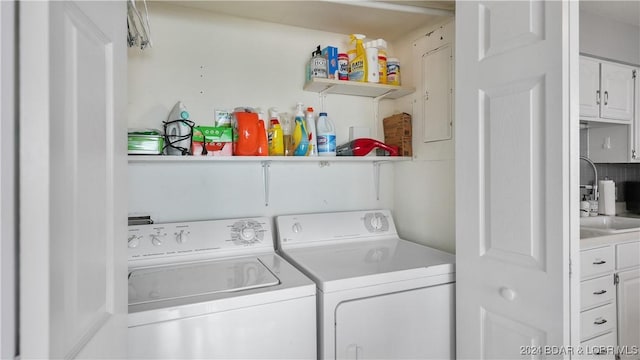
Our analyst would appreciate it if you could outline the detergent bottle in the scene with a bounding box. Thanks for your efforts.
[348,34,366,82]
[305,107,318,156]
[292,103,309,156]
[267,107,284,156]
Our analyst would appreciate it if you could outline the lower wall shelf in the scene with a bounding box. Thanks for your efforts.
[127,155,411,163]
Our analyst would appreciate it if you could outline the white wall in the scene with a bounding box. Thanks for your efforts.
[580,9,640,65]
[128,3,401,222]
[386,20,456,253]
[0,1,16,358]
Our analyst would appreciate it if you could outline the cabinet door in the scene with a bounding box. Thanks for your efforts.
[580,57,601,119]
[601,62,635,122]
[617,268,640,360]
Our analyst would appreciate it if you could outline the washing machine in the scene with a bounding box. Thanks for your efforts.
[276,209,455,360]
[127,217,316,359]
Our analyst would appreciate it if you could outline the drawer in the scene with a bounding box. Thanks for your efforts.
[581,246,615,279]
[616,241,640,270]
[581,275,615,310]
[580,303,616,341]
[579,331,617,360]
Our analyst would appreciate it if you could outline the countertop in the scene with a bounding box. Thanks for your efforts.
[580,228,640,249]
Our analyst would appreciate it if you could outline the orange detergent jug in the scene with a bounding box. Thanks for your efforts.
[234,112,260,156]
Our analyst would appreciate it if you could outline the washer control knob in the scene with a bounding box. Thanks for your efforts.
[292,222,302,233]
[150,234,163,247]
[370,215,383,230]
[175,230,188,244]
[128,235,140,249]
[240,227,256,241]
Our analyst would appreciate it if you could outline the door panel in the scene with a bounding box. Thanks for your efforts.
[20,1,127,358]
[422,44,453,143]
[579,57,600,119]
[600,63,634,122]
[335,284,454,360]
[617,269,640,360]
[455,1,577,358]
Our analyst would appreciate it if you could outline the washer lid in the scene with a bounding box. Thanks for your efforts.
[128,258,280,305]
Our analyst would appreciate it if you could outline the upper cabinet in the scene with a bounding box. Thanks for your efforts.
[580,56,636,123]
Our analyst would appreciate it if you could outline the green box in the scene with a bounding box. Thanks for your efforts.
[192,126,233,143]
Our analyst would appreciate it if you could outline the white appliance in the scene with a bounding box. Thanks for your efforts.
[127,217,316,359]
[276,210,455,360]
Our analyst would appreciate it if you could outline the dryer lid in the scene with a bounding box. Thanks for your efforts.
[128,258,280,305]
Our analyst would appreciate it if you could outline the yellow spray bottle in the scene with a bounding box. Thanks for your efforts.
[348,34,367,82]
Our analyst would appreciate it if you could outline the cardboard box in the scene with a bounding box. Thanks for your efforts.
[191,126,233,156]
[383,112,412,138]
[383,113,412,157]
[322,46,338,79]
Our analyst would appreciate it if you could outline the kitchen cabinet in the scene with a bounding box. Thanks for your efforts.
[580,245,617,359]
[580,237,640,359]
[615,241,640,360]
[580,56,635,123]
[582,56,638,163]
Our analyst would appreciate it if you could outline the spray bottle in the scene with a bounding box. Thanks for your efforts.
[305,107,318,156]
[267,107,284,156]
[292,103,309,156]
[348,34,367,82]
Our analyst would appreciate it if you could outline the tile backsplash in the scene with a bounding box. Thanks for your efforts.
[580,162,640,201]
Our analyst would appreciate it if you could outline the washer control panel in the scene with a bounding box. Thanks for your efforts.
[128,217,272,265]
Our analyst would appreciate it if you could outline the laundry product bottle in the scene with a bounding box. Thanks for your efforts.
[348,34,366,82]
[316,112,336,156]
[267,107,284,156]
[292,103,309,156]
[305,107,318,156]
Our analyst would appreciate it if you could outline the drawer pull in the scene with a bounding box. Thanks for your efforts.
[594,318,608,325]
[592,260,607,265]
[593,290,607,295]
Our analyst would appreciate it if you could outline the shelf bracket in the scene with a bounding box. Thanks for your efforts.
[372,91,393,140]
[261,160,271,207]
[373,161,381,200]
[319,85,335,112]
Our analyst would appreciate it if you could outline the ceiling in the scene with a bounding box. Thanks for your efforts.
[581,1,640,27]
[169,1,455,41]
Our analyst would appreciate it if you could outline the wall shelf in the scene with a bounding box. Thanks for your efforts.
[128,155,410,206]
[128,155,411,164]
[303,78,415,99]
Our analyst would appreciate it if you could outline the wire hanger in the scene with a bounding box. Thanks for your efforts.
[127,0,152,50]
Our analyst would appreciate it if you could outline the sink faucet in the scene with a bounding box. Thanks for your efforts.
[580,156,598,200]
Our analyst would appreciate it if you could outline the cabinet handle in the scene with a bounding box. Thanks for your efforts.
[596,90,601,105]
[594,318,608,325]
[593,260,606,265]
[633,149,637,159]
[593,289,607,295]
[604,91,609,105]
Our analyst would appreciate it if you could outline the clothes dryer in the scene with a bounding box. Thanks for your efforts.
[276,210,455,360]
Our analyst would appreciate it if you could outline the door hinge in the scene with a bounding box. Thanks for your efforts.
[633,70,637,79]
[614,273,619,285]
[569,258,572,277]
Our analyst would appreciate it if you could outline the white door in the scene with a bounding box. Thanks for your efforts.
[19,1,127,358]
[455,1,579,358]
[616,268,640,360]
[579,57,600,119]
[600,62,635,122]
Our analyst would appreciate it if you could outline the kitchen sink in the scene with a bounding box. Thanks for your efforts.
[580,216,640,235]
